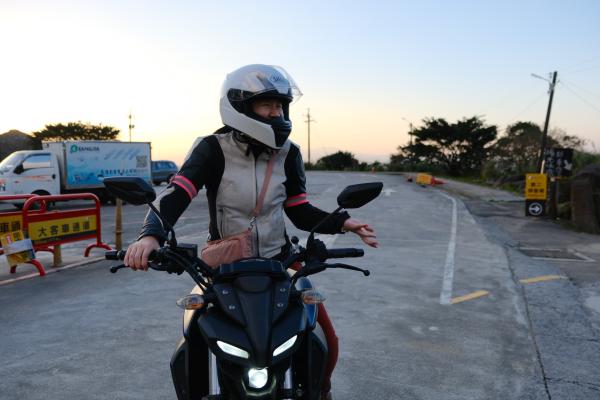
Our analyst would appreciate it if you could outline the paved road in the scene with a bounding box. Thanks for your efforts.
[1,172,598,399]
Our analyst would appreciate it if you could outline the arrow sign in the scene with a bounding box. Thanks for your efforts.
[526,200,546,217]
[529,203,542,215]
[382,188,397,197]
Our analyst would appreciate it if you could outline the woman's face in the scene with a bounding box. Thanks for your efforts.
[252,98,283,119]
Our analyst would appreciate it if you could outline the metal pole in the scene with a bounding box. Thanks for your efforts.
[115,198,123,250]
[537,71,558,172]
[304,108,315,165]
[53,244,62,267]
[128,112,135,143]
[549,178,559,220]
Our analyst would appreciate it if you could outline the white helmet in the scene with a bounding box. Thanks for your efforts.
[220,64,302,149]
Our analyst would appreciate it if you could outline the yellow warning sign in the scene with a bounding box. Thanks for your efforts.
[0,214,23,235]
[525,173,547,200]
[0,230,36,267]
[28,215,97,243]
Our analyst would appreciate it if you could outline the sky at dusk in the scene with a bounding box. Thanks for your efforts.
[1,0,599,165]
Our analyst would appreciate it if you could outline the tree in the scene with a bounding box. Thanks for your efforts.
[33,122,120,142]
[489,121,542,176]
[316,151,359,171]
[485,122,585,179]
[0,130,40,161]
[400,116,497,176]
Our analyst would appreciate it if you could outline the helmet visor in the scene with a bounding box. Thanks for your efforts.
[223,65,302,104]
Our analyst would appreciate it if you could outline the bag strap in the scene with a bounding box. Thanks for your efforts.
[251,153,278,218]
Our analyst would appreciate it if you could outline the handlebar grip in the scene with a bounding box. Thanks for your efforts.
[326,248,364,259]
[105,250,126,260]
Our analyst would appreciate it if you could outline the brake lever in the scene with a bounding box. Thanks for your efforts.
[110,264,129,273]
[327,263,370,276]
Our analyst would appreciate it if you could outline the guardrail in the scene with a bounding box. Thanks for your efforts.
[0,193,112,276]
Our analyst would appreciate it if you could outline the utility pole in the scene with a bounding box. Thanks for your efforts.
[401,117,414,146]
[532,71,558,172]
[117,110,135,249]
[303,108,316,164]
[128,111,135,142]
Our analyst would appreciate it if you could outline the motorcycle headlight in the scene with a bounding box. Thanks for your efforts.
[248,368,269,389]
[273,335,297,357]
[216,340,249,359]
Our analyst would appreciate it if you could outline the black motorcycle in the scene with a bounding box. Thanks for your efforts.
[103,177,382,400]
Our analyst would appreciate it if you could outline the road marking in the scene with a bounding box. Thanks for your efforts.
[520,275,567,284]
[382,188,397,197]
[438,192,458,305]
[450,290,490,304]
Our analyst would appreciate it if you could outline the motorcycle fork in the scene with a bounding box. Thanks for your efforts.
[283,367,293,399]
[209,351,220,395]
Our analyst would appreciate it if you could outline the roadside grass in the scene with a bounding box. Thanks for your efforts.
[436,174,524,195]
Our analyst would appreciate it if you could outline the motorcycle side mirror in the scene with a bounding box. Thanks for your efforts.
[337,182,384,209]
[103,177,156,205]
[306,182,384,249]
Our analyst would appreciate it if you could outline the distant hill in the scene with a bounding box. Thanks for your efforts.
[0,130,41,161]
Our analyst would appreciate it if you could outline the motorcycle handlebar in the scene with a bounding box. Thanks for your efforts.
[105,247,211,288]
[105,249,161,261]
[326,248,364,259]
[105,250,126,260]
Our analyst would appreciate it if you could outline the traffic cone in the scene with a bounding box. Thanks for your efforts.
[431,177,445,185]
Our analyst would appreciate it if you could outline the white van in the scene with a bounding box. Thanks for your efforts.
[0,141,152,203]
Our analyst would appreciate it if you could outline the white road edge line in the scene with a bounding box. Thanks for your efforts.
[438,192,458,305]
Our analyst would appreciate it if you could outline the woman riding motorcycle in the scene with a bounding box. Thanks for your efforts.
[124,64,378,399]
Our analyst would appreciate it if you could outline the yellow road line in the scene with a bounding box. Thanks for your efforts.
[520,275,567,284]
[450,290,490,304]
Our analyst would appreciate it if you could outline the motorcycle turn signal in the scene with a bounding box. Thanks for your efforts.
[176,294,205,310]
[301,289,326,304]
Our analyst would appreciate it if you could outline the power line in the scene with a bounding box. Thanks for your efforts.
[559,81,600,115]
[560,78,600,101]
[561,62,600,76]
[505,91,548,123]
[561,56,600,73]
[476,79,540,118]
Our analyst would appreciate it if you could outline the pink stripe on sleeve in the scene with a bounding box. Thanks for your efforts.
[285,193,309,208]
[172,175,198,200]
[285,199,309,208]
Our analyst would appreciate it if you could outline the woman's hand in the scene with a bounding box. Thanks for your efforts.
[124,236,160,271]
[342,218,378,248]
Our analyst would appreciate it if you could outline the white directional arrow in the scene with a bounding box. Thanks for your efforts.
[382,188,397,197]
[563,160,573,171]
[528,202,543,216]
